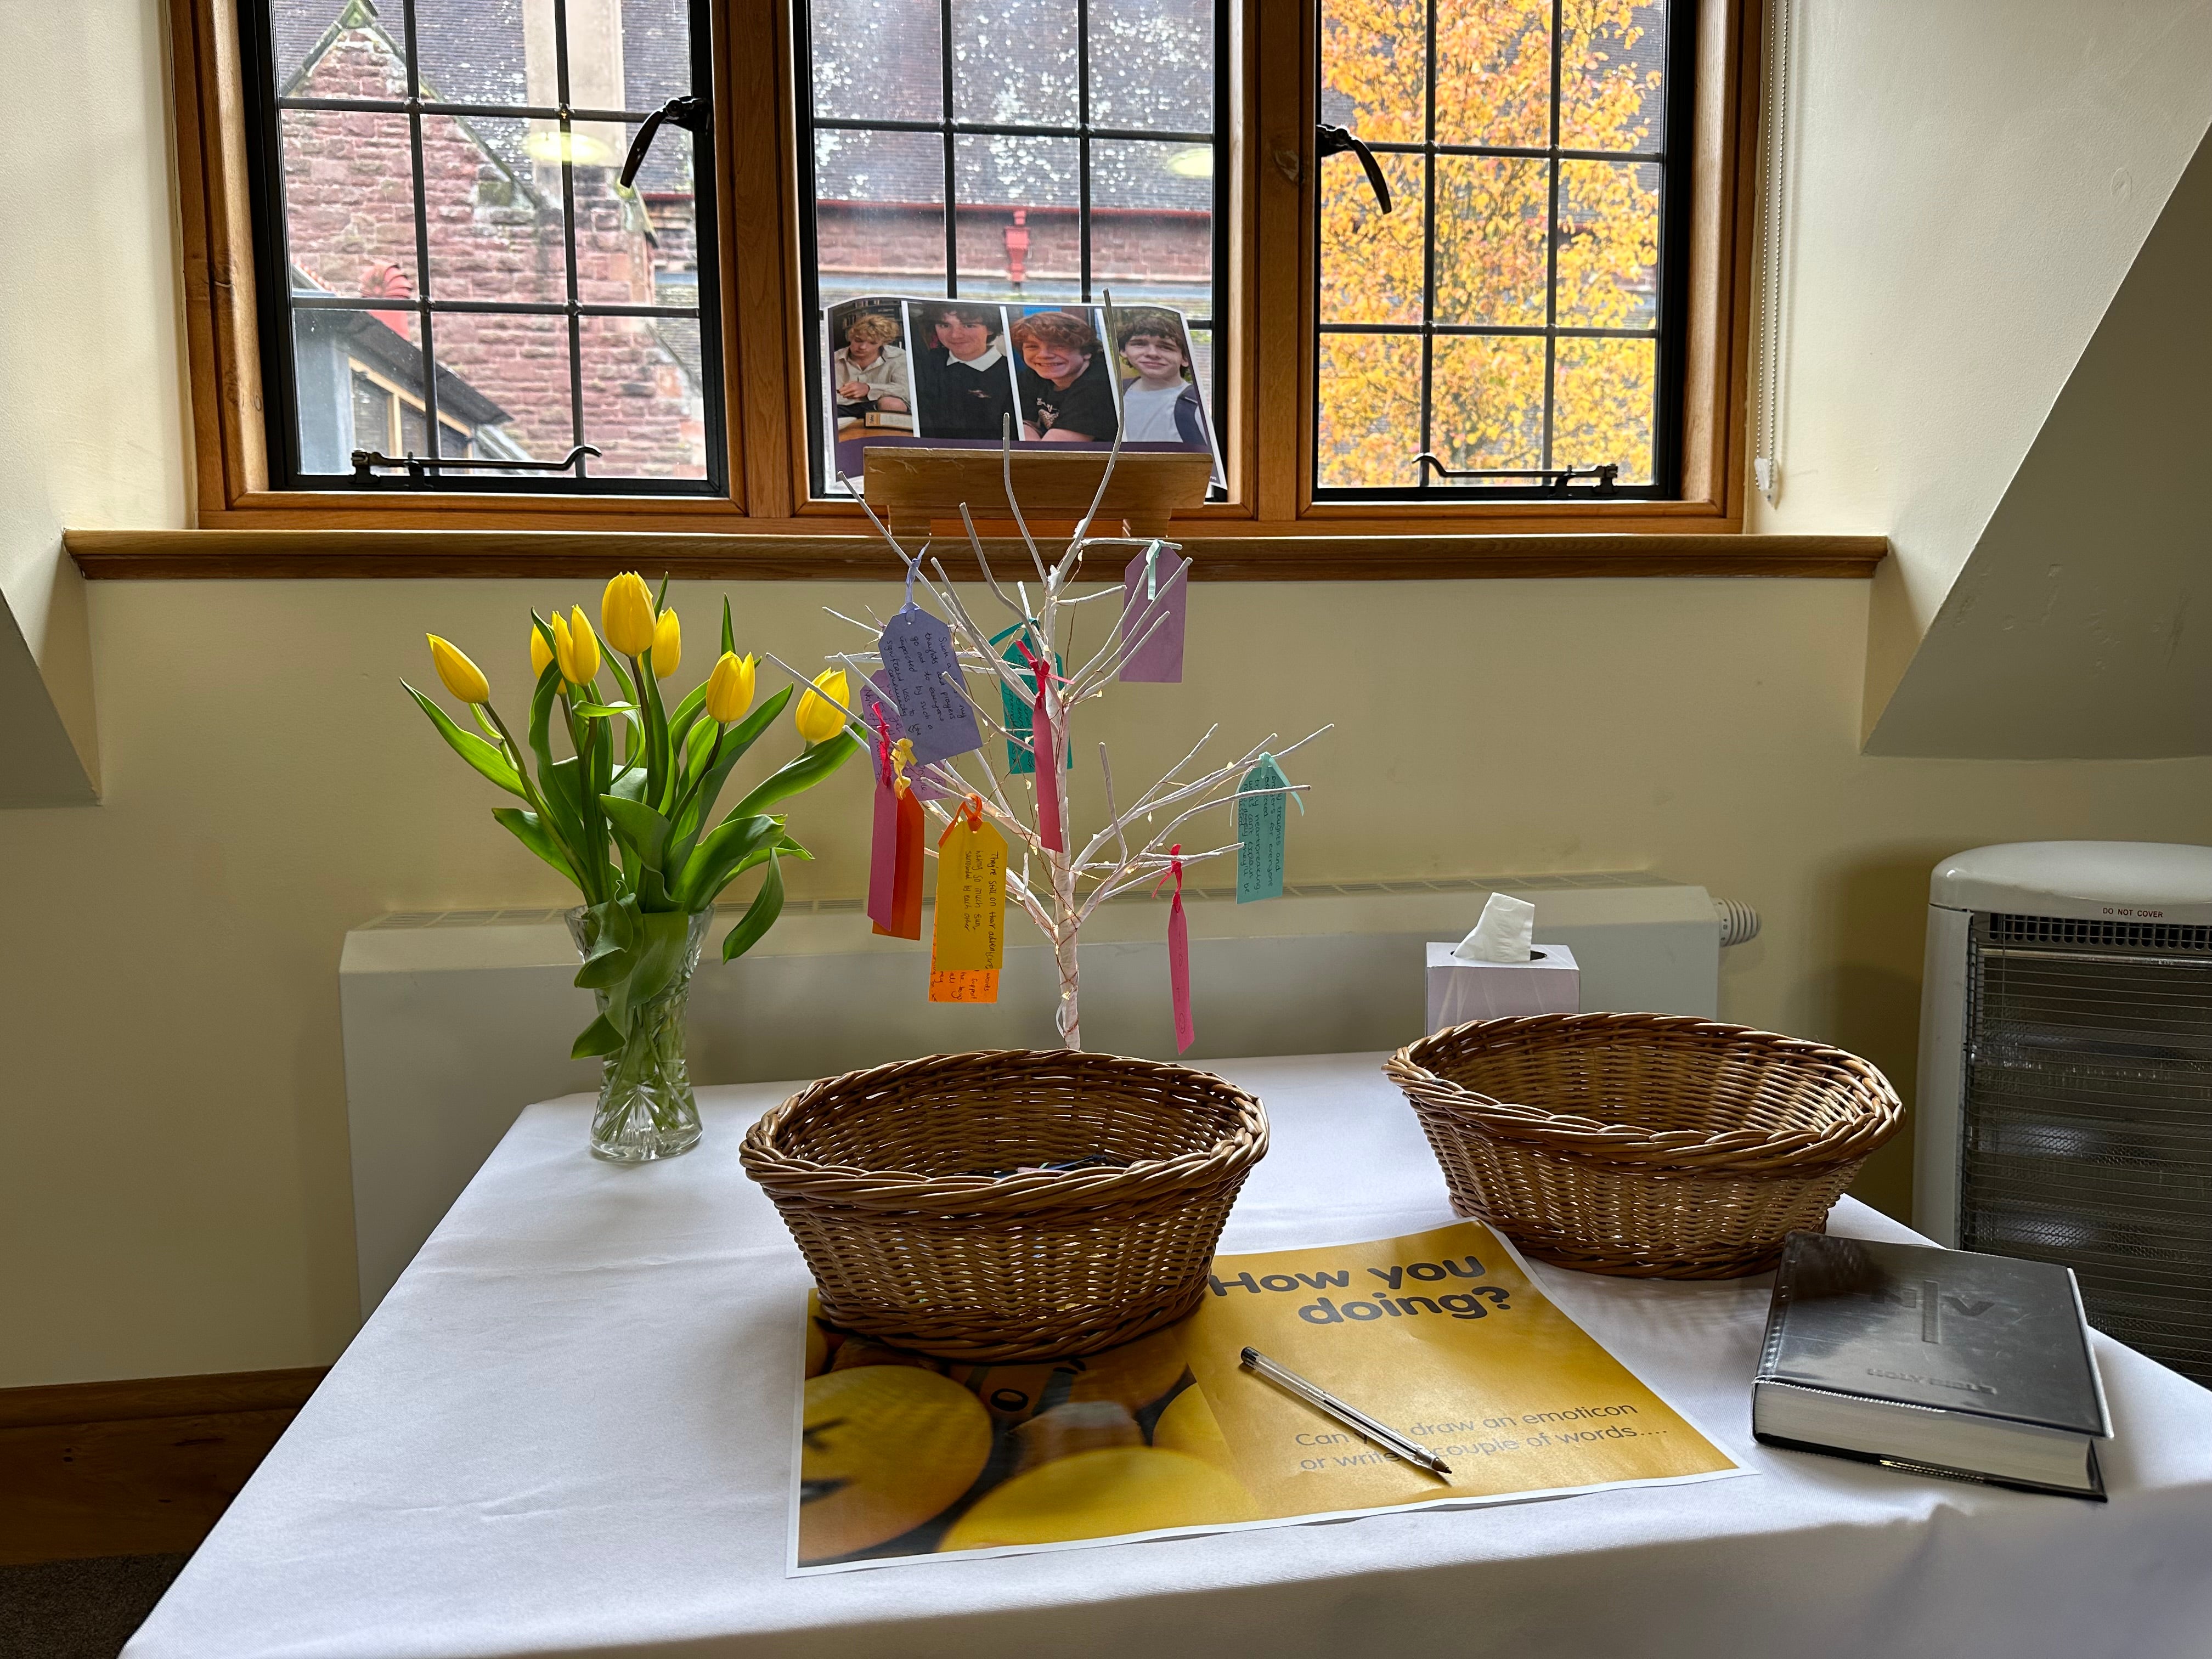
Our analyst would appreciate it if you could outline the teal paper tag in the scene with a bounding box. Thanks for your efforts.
[1235,754,1296,903]
[991,624,1072,776]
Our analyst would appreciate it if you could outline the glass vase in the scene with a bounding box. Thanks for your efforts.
[566,906,713,1164]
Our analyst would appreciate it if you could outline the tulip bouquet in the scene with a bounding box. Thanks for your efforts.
[408,573,860,1161]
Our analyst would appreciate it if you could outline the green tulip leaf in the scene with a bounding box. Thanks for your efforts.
[667,686,793,853]
[571,1013,624,1059]
[406,682,526,797]
[666,679,710,759]
[490,807,578,882]
[727,729,864,821]
[672,814,779,910]
[599,795,674,871]
[721,849,785,962]
[720,595,735,657]
[573,945,634,990]
[572,701,640,719]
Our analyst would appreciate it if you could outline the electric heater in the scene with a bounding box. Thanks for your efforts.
[1917,841,2212,1386]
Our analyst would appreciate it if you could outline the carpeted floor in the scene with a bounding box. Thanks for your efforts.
[0,1555,187,1659]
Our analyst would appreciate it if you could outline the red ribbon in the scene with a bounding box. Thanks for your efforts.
[869,698,895,787]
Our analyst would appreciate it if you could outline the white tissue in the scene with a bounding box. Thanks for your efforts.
[1453,892,1535,963]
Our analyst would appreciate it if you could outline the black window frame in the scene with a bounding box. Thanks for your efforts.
[1311,0,1698,503]
[235,0,728,496]
[791,0,1233,502]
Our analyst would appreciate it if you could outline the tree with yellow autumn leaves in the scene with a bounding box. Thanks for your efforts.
[1317,0,1663,490]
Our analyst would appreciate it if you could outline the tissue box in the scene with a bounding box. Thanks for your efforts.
[1425,941,1580,1032]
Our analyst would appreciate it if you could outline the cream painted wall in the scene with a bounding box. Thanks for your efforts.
[7,0,2212,1387]
[0,0,191,795]
[1746,0,2212,731]
[1867,126,2212,757]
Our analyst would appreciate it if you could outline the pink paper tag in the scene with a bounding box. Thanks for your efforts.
[866,724,900,932]
[1118,542,1189,683]
[1162,845,1194,1054]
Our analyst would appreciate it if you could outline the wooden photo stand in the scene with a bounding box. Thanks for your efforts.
[861,445,1214,542]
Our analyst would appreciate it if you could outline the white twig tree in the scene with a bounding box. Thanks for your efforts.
[768,421,1325,1051]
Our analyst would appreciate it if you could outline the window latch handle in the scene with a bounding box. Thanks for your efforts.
[1316,124,1392,214]
[620,95,709,190]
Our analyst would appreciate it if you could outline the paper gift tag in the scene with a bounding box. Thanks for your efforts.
[889,786,924,939]
[867,753,900,934]
[929,800,1007,1003]
[1160,845,1194,1053]
[1118,541,1189,683]
[868,735,925,941]
[993,627,1071,776]
[877,605,979,766]
[1235,754,1296,904]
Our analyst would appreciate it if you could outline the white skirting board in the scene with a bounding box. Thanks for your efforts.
[340,874,1728,1322]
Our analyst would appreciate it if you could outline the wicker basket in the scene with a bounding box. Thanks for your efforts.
[1386,1013,1901,1279]
[739,1048,1269,1361]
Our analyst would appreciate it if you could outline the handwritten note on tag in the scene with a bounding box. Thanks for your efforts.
[929,803,1007,1003]
[1235,754,1294,904]
[878,606,979,766]
[1118,542,1189,683]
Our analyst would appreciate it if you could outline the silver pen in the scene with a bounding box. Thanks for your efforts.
[1240,1346,1453,1479]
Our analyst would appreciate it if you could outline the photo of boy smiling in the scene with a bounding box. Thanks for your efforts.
[1013,308,1119,443]
[1113,307,1207,446]
[912,302,1018,440]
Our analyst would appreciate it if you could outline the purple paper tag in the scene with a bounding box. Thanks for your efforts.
[1118,543,1188,683]
[877,605,980,766]
[855,676,940,802]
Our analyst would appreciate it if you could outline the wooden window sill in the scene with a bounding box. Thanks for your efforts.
[65,528,1885,581]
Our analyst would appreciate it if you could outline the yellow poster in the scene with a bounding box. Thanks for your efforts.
[790,1222,1741,1573]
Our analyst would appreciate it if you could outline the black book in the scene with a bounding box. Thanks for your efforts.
[1753,1232,2111,1499]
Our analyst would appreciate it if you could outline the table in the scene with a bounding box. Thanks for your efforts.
[127,1054,2212,1659]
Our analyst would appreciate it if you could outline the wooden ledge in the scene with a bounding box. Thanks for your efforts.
[65,528,1887,581]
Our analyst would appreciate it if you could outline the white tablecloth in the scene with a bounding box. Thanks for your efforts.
[127,1053,2212,1659]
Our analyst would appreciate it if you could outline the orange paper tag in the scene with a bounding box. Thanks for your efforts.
[929,799,1007,1003]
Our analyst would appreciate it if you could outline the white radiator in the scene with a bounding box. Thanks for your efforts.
[340,873,1743,1322]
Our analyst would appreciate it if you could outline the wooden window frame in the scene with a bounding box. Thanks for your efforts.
[144,0,1865,579]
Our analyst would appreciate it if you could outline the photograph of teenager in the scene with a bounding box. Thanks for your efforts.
[1113,308,1207,446]
[830,307,911,432]
[1013,308,1119,443]
[912,302,1017,439]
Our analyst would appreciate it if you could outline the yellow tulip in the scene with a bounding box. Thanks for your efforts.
[652,608,680,679]
[529,621,555,679]
[704,651,756,724]
[426,635,490,704]
[795,667,849,746]
[556,606,601,686]
[601,571,658,657]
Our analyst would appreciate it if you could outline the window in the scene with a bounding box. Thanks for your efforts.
[1315,0,1688,498]
[173,0,1757,548]
[794,0,1228,498]
[239,0,724,492]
